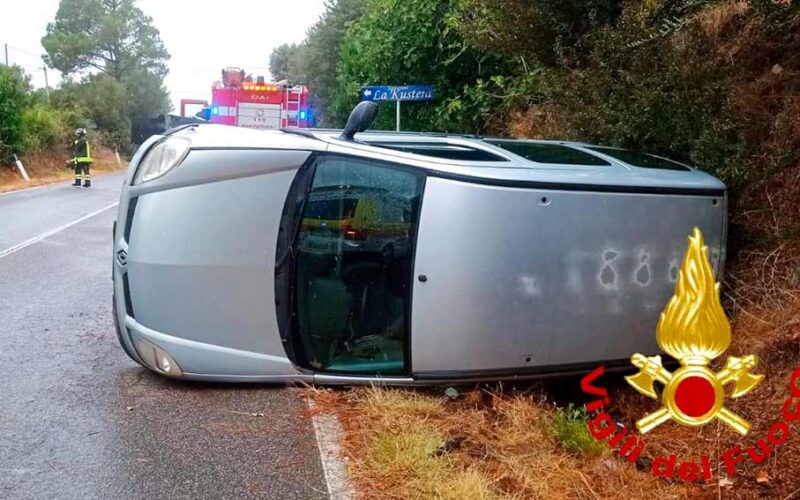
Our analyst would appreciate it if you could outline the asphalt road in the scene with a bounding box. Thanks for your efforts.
[0,173,328,499]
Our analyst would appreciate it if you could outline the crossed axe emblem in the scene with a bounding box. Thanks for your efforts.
[627,353,763,435]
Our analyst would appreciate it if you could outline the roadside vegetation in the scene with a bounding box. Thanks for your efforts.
[274,1,799,210]
[308,386,694,499]
[1,0,168,188]
[288,1,800,497]
[0,146,121,194]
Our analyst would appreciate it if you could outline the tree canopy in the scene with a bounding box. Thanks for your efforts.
[269,43,299,82]
[42,0,169,79]
[268,0,366,126]
[271,0,800,192]
[42,0,171,149]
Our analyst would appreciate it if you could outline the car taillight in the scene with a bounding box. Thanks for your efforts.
[343,225,367,241]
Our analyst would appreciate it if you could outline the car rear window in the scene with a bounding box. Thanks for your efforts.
[365,141,509,162]
[486,140,610,166]
[588,147,691,171]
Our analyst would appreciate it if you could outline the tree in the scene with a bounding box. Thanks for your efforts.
[332,0,511,132]
[42,0,170,147]
[0,66,32,163]
[42,0,169,79]
[269,0,366,126]
[269,43,299,81]
[453,0,621,67]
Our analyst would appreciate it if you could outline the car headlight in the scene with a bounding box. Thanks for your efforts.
[133,136,191,184]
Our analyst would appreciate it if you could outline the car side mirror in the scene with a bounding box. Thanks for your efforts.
[339,101,379,141]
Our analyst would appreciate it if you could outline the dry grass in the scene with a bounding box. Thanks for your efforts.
[0,145,125,193]
[308,385,695,499]
[696,1,750,40]
[736,166,800,242]
[506,105,571,141]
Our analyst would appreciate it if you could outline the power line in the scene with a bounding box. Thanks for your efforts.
[5,43,44,58]
[2,43,53,98]
[14,64,46,71]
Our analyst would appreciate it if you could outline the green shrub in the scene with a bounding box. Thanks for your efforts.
[0,65,31,163]
[20,104,72,152]
[550,404,607,456]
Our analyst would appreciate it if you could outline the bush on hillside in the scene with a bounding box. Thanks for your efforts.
[0,65,31,164]
[280,0,800,211]
[20,103,76,153]
[0,66,85,164]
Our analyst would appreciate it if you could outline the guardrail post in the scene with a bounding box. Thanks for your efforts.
[13,154,30,182]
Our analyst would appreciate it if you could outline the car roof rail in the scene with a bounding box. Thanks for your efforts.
[280,127,317,139]
[161,123,200,137]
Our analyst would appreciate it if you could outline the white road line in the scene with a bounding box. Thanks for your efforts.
[308,399,354,500]
[0,202,119,260]
[0,182,51,198]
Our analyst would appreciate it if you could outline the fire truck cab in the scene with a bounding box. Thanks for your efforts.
[209,67,310,129]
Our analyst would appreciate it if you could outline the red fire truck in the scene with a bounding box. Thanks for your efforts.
[199,67,311,129]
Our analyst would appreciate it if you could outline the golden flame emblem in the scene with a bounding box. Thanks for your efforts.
[625,227,763,435]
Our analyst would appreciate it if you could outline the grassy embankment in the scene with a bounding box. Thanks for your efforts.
[0,145,125,193]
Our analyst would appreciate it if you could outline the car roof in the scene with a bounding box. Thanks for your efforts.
[171,124,726,193]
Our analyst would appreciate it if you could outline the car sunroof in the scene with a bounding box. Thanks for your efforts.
[588,147,691,171]
[486,140,610,166]
[365,141,509,162]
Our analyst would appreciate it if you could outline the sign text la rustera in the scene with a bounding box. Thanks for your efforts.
[360,85,435,102]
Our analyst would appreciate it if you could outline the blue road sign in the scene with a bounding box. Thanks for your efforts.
[360,85,435,102]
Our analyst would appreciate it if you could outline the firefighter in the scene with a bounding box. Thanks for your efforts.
[69,128,92,188]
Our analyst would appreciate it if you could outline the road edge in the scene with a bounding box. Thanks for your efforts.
[0,166,127,197]
[308,399,354,500]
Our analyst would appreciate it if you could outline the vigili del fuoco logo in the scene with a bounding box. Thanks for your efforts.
[626,227,763,435]
[579,227,800,481]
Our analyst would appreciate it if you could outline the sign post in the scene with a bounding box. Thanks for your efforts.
[360,85,435,132]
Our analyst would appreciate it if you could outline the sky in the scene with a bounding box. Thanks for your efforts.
[0,0,328,112]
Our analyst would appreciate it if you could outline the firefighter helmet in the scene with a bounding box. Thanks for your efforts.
[75,128,87,137]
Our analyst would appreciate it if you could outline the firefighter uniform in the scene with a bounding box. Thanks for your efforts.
[71,129,92,188]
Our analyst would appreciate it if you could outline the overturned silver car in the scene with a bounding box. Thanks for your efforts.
[112,104,727,384]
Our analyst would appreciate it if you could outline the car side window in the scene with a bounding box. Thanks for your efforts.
[293,156,425,375]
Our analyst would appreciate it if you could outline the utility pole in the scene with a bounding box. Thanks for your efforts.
[4,43,8,66]
[42,66,50,103]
